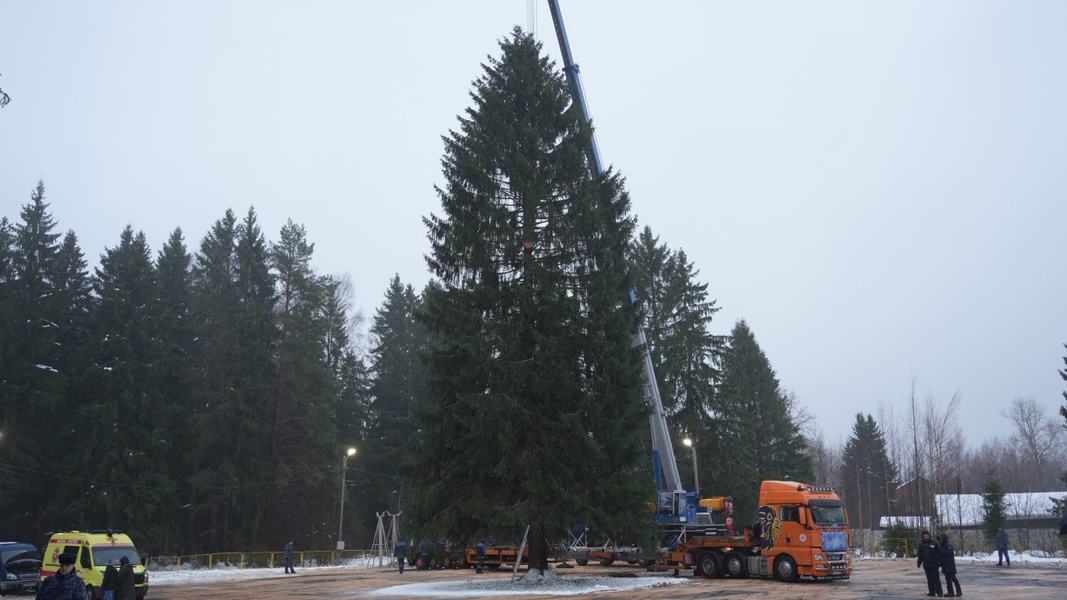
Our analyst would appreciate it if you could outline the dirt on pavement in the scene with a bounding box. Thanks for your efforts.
[147,559,1067,599]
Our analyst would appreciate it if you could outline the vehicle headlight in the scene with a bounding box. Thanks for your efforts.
[814,553,824,562]
[6,573,17,580]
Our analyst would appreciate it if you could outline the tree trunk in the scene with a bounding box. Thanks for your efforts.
[527,524,550,574]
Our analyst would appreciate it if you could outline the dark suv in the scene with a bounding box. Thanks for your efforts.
[0,542,41,596]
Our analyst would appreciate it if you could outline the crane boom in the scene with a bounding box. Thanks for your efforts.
[546,0,684,497]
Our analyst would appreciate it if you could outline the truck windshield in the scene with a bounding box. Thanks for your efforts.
[808,502,847,526]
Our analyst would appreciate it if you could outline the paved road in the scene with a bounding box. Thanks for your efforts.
[148,559,1067,599]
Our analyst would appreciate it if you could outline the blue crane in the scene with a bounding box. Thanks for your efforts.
[546,0,706,532]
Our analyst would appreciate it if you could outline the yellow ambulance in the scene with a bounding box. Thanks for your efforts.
[40,530,148,599]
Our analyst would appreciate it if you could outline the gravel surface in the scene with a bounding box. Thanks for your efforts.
[146,558,1067,599]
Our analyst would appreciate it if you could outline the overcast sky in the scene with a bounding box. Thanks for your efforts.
[3,1,1065,449]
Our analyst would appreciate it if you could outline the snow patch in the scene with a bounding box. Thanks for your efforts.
[370,570,687,597]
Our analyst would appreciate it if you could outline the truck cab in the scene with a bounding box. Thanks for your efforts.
[751,480,852,581]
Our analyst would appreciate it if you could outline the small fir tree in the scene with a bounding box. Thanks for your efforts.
[981,473,1008,542]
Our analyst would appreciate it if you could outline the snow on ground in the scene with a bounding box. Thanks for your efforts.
[369,569,687,597]
[147,561,688,596]
[854,549,1065,564]
[956,549,1066,564]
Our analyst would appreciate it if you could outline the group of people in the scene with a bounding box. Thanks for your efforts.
[35,554,135,600]
[916,531,962,597]
[391,538,487,574]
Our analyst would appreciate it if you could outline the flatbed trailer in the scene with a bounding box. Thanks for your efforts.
[463,545,530,569]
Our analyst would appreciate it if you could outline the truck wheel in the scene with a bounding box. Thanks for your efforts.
[723,552,745,577]
[698,553,720,578]
[774,554,799,582]
[598,558,614,567]
[575,559,588,566]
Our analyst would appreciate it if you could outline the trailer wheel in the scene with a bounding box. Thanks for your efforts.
[774,554,799,582]
[697,553,720,578]
[575,559,588,566]
[598,558,614,566]
[723,552,745,577]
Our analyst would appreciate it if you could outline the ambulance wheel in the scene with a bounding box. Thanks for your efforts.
[85,584,97,600]
[723,552,746,577]
[774,554,799,582]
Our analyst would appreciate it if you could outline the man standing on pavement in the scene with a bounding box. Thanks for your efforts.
[114,556,135,600]
[938,533,962,597]
[284,540,296,574]
[393,539,408,574]
[917,530,943,597]
[995,527,1011,566]
[34,553,86,600]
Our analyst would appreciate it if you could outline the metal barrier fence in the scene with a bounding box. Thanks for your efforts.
[849,531,1067,559]
[146,535,1067,571]
[147,550,399,571]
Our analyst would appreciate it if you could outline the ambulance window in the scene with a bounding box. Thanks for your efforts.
[63,546,80,563]
[82,547,93,568]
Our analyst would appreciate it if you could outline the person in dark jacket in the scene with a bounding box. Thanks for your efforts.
[102,560,119,600]
[916,530,943,597]
[34,553,87,600]
[418,540,430,570]
[283,540,296,572]
[114,556,135,600]
[995,527,1010,566]
[393,539,408,574]
[475,540,487,574]
[938,533,962,597]
[433,539,445,569]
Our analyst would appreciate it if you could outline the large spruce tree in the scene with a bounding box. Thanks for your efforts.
[66,226,180,541]
[1054,343,1067,517]
[840,413,898,530]
[363,276,430,522]
[1,182,77,535]
[187,208,278,550]
[265,219,340,543]
[712,320,813,518]
[415,29,652,572]
[629,226,722,491]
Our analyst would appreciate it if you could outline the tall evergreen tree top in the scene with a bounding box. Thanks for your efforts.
[417,29,651,570]
[15,180,62,292]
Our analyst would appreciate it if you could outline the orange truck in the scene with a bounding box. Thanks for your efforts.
[652,481,852,582]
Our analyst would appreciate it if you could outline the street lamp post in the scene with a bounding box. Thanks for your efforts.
[682,437,699,494]
[337,447,357,550]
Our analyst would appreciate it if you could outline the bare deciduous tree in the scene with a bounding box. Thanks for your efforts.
[1002,396,1066,490]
